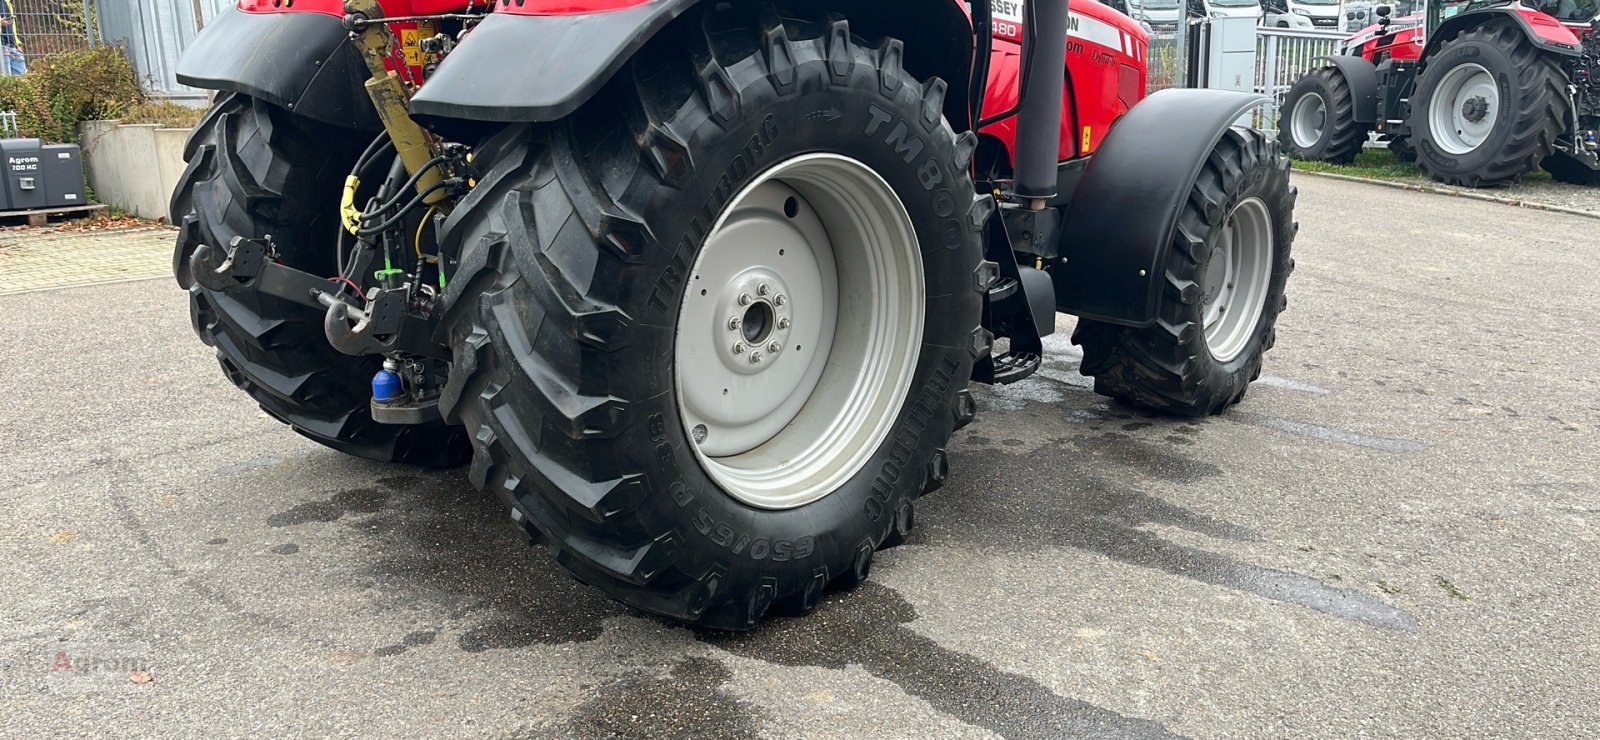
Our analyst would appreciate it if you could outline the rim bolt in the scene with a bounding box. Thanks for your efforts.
[757,283,772,297]
[728,316,742,331]
[692,424,708,443]
[768,341,782,353]
[778,317,791,330]
[738,293,754,306]
[732,342,745,354]
[775,294,787,306]
[750,351,763,364]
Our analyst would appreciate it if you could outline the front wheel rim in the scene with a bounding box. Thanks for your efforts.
[674,154,925,510]
[1428,62,1499,155]
[1202,197,1274,363]
[1289,91,1327,149]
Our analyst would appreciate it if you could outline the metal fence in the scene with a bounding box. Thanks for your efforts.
[0,0,100,77]
[96,0,233,102]
[1254,26,1347,127]
[1146,25,1189,93]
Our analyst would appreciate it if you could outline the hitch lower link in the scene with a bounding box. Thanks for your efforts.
[188,236,447,423]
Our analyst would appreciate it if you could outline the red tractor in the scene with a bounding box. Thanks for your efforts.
[173,0,1296,628]
[1279,0,1600,186]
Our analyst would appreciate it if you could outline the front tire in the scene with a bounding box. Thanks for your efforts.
[1074,128,1296,416]
[1388,136,1416,162]
[1277,67,1365,164]
[172,94,468,466]
[1409,23,1569,187]
[436,9,986,629]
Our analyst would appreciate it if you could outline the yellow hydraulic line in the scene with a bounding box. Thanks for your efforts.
[344,0,447,210]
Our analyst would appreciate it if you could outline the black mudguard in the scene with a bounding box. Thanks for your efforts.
[1315,54,1378,124]
[409,0,974,129]
[409,2,692,124]
[1052,89,1266,327]
[176,10,380,132]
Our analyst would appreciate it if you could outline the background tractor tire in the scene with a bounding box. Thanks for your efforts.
[1277,68,1365,164]
[1388,136,1416,162]
[436,8,985,629]
[1409,23,1569,187]
[1542,151,1600,185]
[172,94,469,467]
[1074,128,1296,416]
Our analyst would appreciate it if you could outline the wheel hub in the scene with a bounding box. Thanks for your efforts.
[1201,197,1274,363]
[1289,91,1328,149]
[1428,62,1499,155]
[713,270,795,373]
[674,154,924,510]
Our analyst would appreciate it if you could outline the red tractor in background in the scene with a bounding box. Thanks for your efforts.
[171,0,1296,629]
[1279,0,1600,186]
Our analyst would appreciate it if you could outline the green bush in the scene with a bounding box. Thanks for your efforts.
[120,100,206,129]
[0,45,143,144]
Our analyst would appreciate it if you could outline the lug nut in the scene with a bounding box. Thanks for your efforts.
[778,317,791,330]
[733,342,745,354]
[728,316,742,331]
[692,424,708,443]
[758,283,772,296]
[738,293,754,306]
[750,351,764,364]
[768,341,782,353]
[774,294,787,306]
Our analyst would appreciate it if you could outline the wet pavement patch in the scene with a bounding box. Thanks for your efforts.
[922,449,1419,632]
[352,474,621,650]
[372,630,438,658]
[563,656,761,740]
[1072,432,1223,484]
[266,487,391,527]
[1229,412,1426,453]
[704,582,1177,739]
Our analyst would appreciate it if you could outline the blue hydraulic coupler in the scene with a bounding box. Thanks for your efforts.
[372,368,403,402]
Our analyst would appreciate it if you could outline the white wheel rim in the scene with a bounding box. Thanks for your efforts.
[1202,197,1274,363]
[1289,91,1327,149]
[674,153,924,510]
[1428,62,1499,155]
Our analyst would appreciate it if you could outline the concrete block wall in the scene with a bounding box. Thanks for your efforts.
[79,121,192,221]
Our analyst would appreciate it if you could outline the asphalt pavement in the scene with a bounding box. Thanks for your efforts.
[2,176,1597,737]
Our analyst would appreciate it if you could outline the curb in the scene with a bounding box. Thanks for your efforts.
[1295,169,1600,221]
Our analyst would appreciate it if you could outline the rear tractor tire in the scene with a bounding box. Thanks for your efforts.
[1277,67,1365,164]
[172,94,469,466]
[436,8,986,629]
[1409,23,1569,187]
[1074,128,1297,416]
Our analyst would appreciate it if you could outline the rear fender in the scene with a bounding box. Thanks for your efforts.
[1051,89,1265,327]
[408,0,974,133]
[1315,54,1378,124]
[176,8,381,131]
[1421,7,1583,60]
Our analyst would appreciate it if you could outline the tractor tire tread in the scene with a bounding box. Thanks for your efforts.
[1073,129,1296,417]
[172,93,468,467]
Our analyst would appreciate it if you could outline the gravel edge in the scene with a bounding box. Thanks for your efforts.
[1293,169,1600,221]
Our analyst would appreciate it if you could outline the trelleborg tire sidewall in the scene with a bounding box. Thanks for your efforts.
[1412,37,1515,172]
[605,58,981,585]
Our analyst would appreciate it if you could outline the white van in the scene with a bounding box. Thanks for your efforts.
[1282,0,1342,28]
